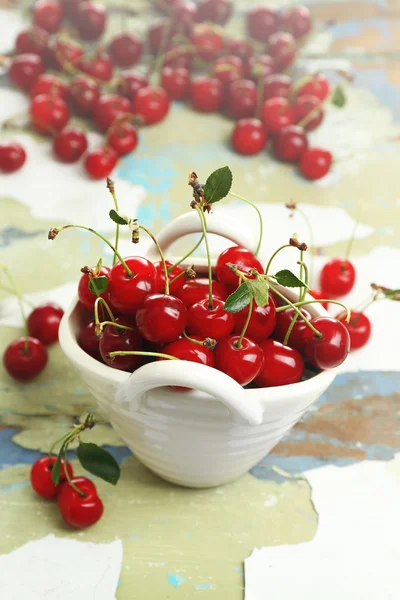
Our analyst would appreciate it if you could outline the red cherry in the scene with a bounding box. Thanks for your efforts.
[30,73,67,99]
[30,456,73,499]
[136,294,187,344]
[263,74,292,101]
[279,5,312,39]
[75,1,106,41]
[171,1,199,32]
[27,304,64,345]
[225,79,257,120]
[58,476,103,528]
[190,76,223,113]
[107,122,138,156]
[133,87,170,125]
[299,147,332,180]
[59,0,84,20]
[84,147,118,179]
[99,317,143,371]
[108,33,142,68]
[336,311,371,350]
[47,38,84,71]
[198,0,232,24]
[94,94,131,132]
[154,261,185,295]
[268,31,296,72]
[309,289,329,310]
[214,55,243,89]
[274,307,311,353]
[78,320,102,361]
[0,142,26,173]
[255,339,304,387]
[78,266,111,311]
[298,73,330,101]
[33,0,64,34]
[9,53,44,91]
[161,66,191,100]
[246,54,274,82]
[162,337,215,388]
[77,52,113,82]
[147,20,178,55]
[187,297,234,340]
[215,335,263,385]
[227,39,254,65]
[53,126,88,163]
[293,94,324,131]
[216,246,263,292]
[30,93,70,135]
[191,24,224,61]
[175,278,228,308]
[303,317,350,369]
[272,124,308,162]
[108,257,157,316]
[15,26,49,58]
[116,71,149,101]
[261,97,294,134]
[164,42,194,69]
[3,337,48,381]
[247,6,279,41]
[231,118,267,156]
[233,297,276,342]
[320,258,356,298]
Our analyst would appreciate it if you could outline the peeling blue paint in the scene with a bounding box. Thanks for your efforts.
[194,583,214,590]
[168,573,186,588]
[0,226,44,248]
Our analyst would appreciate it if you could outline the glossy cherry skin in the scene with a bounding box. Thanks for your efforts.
[100,317,143,371]
[30,94,70,135]
[9,53,44,91]
[247,6,279,41]
[268,31,296,72]
[309,289,329,310]
[214,55,244,89]
[67,76,100,116]
[225,79,257,120]
[232,118,267,155]
[27,304,64,345]
[108,257,157,316]
[75,1,106,40]
[216,246,263,292]
[108,122,138,156]
[154,261,185,295]
[198,0,232,25]
[0,142,26,173]
[47,38,83,71]
[33,0,64,34]
[274,307,312,353]
[30,73,67,99]
[136,294,187,344]
[215,335,263,385]
[263,74,292,101]
[303,317,350,369]
[187,298,234,341]
[94,95,131,132]
[272,125,308,162]
[58,476,103,528]
[293,94,324,131]
[162,336,215,390]
[247,54,274,82]
[30,456,73,499]
[279,5,312,39]
[191,24,224,61]
[109,33,142,68]
[233,297,276,342]
[299,147,332,180]
[133,87,170,125]
[227,39,254,66]
[15,26,49,58]
[161,66,190,101]
[175,278,228,308]
[190,76,223,113]
[78,320,102,361]
[298,73,330,101]
[84,147,118,179]
[77,53,113,82]
[337,311,371,350]
[78,266,111,311]
[320,258,356,298]
[53,127,88,163]
[261,97,294,135]
[117,72,149,101]
[3,337,48,381]
[255,339,304,387]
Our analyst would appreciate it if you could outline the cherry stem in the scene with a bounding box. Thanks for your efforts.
[152,18,175,86]
[294,206,315,282]
[277,298,350,322]
[48,430,75,462]
[139,225,169,295]
[0,284,35,308]
[344,219,358,264]
[195,205,213,309]
[63,443,85,497]
[296,96,325,130]
[94,297,115,327]
[107,350,179,360]
[0,264,29,352]
[168,269,187,287]
[283,311,300,346]
[167,234,205,272]
[268,284,322,338]
[265,244,292,275]
[99,321,134,332]
[106,178,120,267]
[237,299,253,349]
[298,258,309,302]
[183,330,207,346]
[50,225,133,277]
[229,191,263,257]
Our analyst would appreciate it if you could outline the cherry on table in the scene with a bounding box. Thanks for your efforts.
[78,319,102,361]
[100,316,143,371]
[216,246,263,291]
[9,53,44,91]
[293,94,324,131]
[198,0,232,25]
[299,147,332,180]
[255,339,304,387]
[171,1,199,31]
[279,5,313,39]
[30,456,73,499]
[336,310,371,350]
[0,142,26,173]
[268,31,296,72]
[108,256,157,315]
[59,0,84,20]
[77,52,113,82]
[108,33,143,68]
[136,294,188,344]
[33,0,64,34]
[189,76,223,113]
[57,476,104,528]
[247,5,279,41]
[27,304,64,345]
[225,79,257,120]
[84,147,118,179]
[133,86,170,125]
[94,94,131,132]
[117,71,149,101]
[175,278,228,308]
[274,307,312,353]
[261,97,294,135]
[303,316,350,369]
[191,24,224,61]
[46,38,84,71]
[215,335,263,385]
[187,297,234,340]
[214,55,244,89]
[272,124,308,163]
[3,336,48,381]
[161,66,191,101]
[247,54,274,82]
[30,93,70,135]
[108,122,138,157]
[227,39,254,65]
[298,73,330,101]
[67,75,100,116]
[147,20,178,55]
[15,26,49,58]
[78,265,111,311]
[30,73,68,99]
[231,118,267,156]
[164,42,194,69]
[263,74,292,101]
[154,260,185,295]
[233,297,276,342]
[75,1,106,41]
[320,258,356,298]
[53,126,88,162]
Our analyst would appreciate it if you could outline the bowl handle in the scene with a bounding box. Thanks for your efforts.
[113,360,264,426]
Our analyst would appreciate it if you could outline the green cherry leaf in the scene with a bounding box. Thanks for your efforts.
[88,275,108,296]
[224,283,251,313]
[203,166,233,204]
[331,84,346,108]
[77,441,121,485]
[274,269,307,288]
[109,209,129,225]
[51,443,65,485]
[245,279,269,307]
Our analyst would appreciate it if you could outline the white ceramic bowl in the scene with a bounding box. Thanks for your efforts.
[59,212,336,488]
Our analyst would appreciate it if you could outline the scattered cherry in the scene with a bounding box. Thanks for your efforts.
[108,256,157,315]
[298,73,330,101]
[303,317,350,369]
[57,476,104,528]
[77,52,113,82]
[48,38,83,71]
[161,66,191,101]
[261,97,294,134]
[94,94,131,132]
[75,1,106,41]
[108,33,143,68]
[198,0,232,25]
[3,337,48,381]
[191,24,224,61]
[299,147,332,180]
[53,127,88,163]
[215,335,263,385]
[84,147,118,179]
[0,142,26,173]
[320,258,356,298]
[27,304,64,345]
[117,71,149,101]
[175,278,228,308]
[187,298,234,340]
[279,5,312,39]
[30,73,67,99]
[268,31,296,72]
[214,55,243,89]
[171,1,199,31]
[67,75,100,116]
[233,297,276,342]
[33,0,64,34]
[78,319,102,361]
[99,317,143,371]
[231,118,267,156]
[293,94,324,131]
[337,311,371,350]
[274,307,312,353]
[190,76,223,113]
[147,20,178,55]
[107,122,138,156]
[247,54,274,82]
[227,39,254,65]
[164,42,194,69]
[225,79,257,120]
[136,294,188,344]
[60,0,84,20]
[30,456,73,499]
[15,26,49,58]
[9,53,44,91]
[247,6,279,41]
[255,339,304,387]
[272,124,308,162]
[263,73,292,101]
[216,246,263,292]
[30,93,70,135]
[133,87,170,125]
